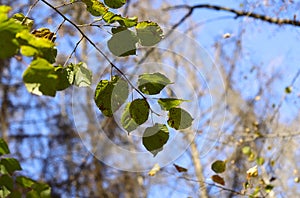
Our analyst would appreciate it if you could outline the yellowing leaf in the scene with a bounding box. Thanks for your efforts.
[148,163,160,176]
[211,175,225,186]
[247,165,258,178]
[211,160,226,174]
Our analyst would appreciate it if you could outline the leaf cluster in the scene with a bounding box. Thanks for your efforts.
[0,138,51,197]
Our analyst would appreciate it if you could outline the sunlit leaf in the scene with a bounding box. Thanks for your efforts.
[136,21,163,46]
[31,28,56,42]
[158,98,187,110]
[0,5,11,22]
[211,160,226,174]
[12,13,34,30]
[71,62,92,87]
[173,164,188,173]
[16,30,57,63]
[0,16,25,59]
[94,76,129,117]
[16,176,35,188]
[142,124,169,156]
[247,165,258,178]
[0,138,10,156]
[129,99,149,125]
[108,28,138,56]
[256,157,265,165]
[0,158,22,175]
[103,11,137,27]
[167,108,193,130]
[22,58,58,96]
[121,103,139,133]
[148,163,160,176]
[138,72,171,95]
[104,0,126,9]
[82,0,108,16]
[32,182,51,198]
[242,146,251,155]
[211,175,225,186]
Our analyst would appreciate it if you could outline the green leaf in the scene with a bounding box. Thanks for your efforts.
[0,17,25,59]
[0,174,13,191]
[0,5,11,22]
[211,160,226,174]
[26,190,39,198]
[69,62,92,87]
[23,58,58,96]
[242,146,251,155]
[16,30,57,63]
[12,13,34,30]
[104,0,126,9]
[285,86,292,94]
[108,28,138,56]
[129,99,150,125]
[16,176,35,188]
[0,138,10,156]
[121,103,139,133]
[167,108,193,130]
[158,98,187,110]
[9,191,22,198]
[0,186,10,197]
[265,184,274,193]
[54,66,72,91]
[138,72,171,95]
[103,11,137,27]
[142,124,169,156]
[94,76,129,117]
[136,21,163,46]
[32,182,51,198]
[0,158,22,175]
[82,0,108,16]
[256,157,265,165]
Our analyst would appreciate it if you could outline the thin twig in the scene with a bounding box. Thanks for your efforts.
[40,0,147,100]
[165,4,300,27]
[63,36,84,67]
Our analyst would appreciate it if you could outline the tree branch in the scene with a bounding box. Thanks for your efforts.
[166,4,300,27]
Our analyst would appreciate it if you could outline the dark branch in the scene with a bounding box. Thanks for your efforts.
[166,4,300,27]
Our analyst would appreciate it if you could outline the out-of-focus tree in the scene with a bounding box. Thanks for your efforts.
[1,0,300,197]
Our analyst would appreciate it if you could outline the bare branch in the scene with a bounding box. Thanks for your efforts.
[165,4,300,27]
